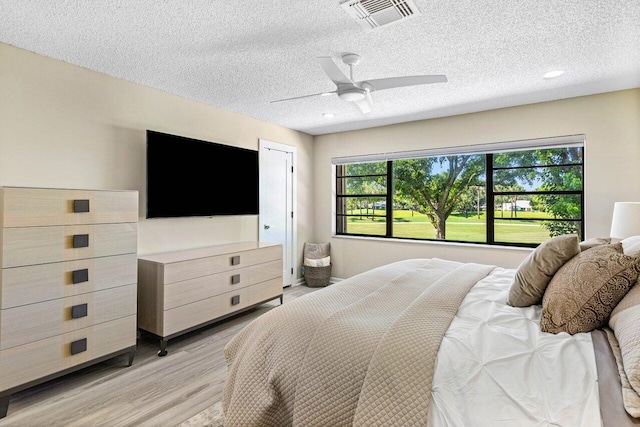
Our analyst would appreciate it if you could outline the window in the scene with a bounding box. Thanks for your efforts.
[335,136,584,247]
[336,161,388,236]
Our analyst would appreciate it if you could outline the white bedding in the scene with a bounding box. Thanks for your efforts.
[429,267,601,427]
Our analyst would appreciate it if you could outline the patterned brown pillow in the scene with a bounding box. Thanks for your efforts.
[541,243,640,335]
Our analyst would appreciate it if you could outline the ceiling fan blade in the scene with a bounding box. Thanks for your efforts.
[270,91,336,103]
[359,75,447,91]
[317,56,352,85]
[355,92,373,114]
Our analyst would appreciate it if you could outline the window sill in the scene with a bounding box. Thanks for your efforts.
[332,234,534,252]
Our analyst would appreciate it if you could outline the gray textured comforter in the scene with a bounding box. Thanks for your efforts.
[222,258,495,427]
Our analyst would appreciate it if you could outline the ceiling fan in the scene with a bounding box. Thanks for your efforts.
[270,53,447,114]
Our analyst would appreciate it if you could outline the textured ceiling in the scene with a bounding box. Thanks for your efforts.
[1,1,639,136]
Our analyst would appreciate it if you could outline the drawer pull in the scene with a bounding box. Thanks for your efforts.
[231,295,240,305]
[231,274,241,285]
[72,268,89,284]
[70,338,87,355]
[73,199,90,213]
[230,255,240,266]
[71,303,88,319]
[72,234,89,248]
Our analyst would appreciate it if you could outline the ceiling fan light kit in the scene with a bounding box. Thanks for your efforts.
[338,87,367,102]
[270,53,447,115]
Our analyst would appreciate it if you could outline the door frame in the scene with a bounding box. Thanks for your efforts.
[258,138,297,287]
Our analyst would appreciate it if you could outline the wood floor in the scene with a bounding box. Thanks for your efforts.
[0,284,320,427]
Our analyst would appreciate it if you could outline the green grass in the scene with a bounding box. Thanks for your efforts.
[345,209,551,244]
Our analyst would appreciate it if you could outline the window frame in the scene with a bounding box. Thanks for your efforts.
[335,164,391,237]
[334,136,585,248]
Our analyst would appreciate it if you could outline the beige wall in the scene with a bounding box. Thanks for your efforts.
[2,41,638,282]
[0,42,314,265]
[314,89,640,278]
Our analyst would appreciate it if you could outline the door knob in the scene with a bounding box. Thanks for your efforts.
[264,224,271,229]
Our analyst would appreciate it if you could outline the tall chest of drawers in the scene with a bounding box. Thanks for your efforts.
[137,242,283,356]
[0,187,138,418]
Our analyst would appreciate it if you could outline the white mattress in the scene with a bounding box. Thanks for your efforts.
[429,267,601,427]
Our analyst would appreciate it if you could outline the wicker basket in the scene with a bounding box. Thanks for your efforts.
[304,264,332,287]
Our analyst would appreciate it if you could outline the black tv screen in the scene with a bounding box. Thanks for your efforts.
[146,130,259,218]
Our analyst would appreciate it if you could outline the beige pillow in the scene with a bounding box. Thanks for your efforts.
[609,281,640,408]
[507,234,580,307]
[540,243,640,334]
[579,237,611,252]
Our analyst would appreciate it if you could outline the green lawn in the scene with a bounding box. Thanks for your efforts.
[345,209,551,244]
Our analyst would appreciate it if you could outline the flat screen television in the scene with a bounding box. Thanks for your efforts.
[146,130,259,218]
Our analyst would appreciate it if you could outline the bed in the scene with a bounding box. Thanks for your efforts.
[222,235,640,426]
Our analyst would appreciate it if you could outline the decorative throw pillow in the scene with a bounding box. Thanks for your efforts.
[507,234,580,307]
[608,280,640,408]
[579,237,611,252]
[540,243,640,334]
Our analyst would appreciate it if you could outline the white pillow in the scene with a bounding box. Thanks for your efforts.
[622,235,640,257]
[304,256,330,267]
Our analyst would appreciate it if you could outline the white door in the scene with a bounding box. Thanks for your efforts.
[259,139,296,287]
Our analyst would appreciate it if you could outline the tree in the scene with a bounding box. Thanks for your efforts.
[493,148,583,238]
[456,185,484,218]
[494,184,527,218]
[342,162,386,218]
[393,155,484,239]
[536,148,582,237]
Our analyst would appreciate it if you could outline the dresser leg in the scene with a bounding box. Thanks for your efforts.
[0,394,10,419]
[127,346,136,366]
[158,339,168,357]
[280,295,284,305]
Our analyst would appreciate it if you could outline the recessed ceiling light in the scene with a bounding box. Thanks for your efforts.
[323,113,335,118]
[543,70,565,79]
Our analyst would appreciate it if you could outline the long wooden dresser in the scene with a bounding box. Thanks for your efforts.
[137,242,283,356]
[0,187,138,418]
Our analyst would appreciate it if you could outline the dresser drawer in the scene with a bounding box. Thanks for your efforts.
[163,278,282,336]
[163,260,282,310]
[1,254,137,309]
[1,223,137,268]
[162,245,282,284]
[0,187,138,227]
[0,315,136,391]
[0,284,136,350]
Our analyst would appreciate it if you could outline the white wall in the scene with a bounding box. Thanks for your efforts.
[314,89,640,278]
[0,42,315,266]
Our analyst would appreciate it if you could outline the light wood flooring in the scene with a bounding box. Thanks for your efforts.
[0,284,320,427]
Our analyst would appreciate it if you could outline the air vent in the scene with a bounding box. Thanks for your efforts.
[340,0,421,30]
